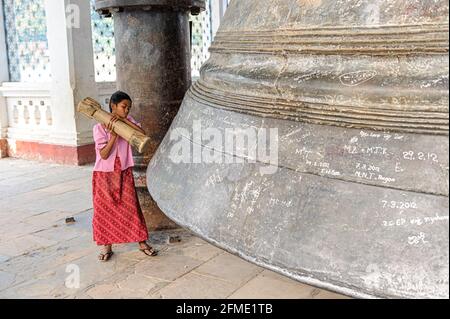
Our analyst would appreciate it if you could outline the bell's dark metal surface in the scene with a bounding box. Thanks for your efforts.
[147,0,449,298]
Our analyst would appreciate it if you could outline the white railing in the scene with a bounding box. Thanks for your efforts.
[0,81,117,144]
[0,82,53,143]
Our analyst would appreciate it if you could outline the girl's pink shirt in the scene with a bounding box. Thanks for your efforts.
[93,116,141,172]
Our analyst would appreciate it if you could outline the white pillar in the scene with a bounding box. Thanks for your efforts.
[44,0,97,146]
[210,0,221,38]
[210,0,229,39]
[0,0,9,146]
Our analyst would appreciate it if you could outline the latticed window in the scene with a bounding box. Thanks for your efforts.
[90,0,116,82]
[190,0,213,78]
[2,0,51,82]
[190,0,231,77]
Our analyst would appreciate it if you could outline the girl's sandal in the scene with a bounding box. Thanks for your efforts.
[140,247,158,257]
[98,251,114,262]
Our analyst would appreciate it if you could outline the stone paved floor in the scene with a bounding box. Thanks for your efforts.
[0,158,349,299]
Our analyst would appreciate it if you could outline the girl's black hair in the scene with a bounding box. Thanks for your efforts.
[109,91,132,112]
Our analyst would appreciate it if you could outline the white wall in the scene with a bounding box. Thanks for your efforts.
[0,0,101,147]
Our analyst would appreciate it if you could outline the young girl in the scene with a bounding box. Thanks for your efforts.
[92,91,158,261]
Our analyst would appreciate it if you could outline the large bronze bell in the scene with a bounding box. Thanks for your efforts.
[147,0,449,298]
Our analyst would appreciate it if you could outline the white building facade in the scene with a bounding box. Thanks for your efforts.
[0,0,229,164]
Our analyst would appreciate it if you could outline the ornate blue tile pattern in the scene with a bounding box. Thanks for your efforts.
[190,0,213,78]
[2,0,51,82]
[90,0,116,82]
